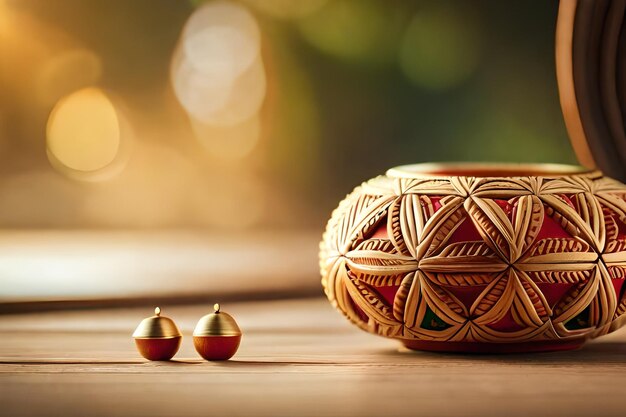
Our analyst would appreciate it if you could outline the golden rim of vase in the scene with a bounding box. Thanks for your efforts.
[132,307,182,339]
[193,303,242,337]
[386,162,594,179]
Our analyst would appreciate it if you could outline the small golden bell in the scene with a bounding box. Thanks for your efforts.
[193,303,242,361]
[132,307,182,361]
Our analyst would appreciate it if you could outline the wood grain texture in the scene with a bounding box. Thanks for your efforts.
[1,298,626,417]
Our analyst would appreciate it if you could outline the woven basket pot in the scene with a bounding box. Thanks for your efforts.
[319,163,626,352]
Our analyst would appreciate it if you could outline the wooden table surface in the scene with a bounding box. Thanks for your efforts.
[2,297,626,417]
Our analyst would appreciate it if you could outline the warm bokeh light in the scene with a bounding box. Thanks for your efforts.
[46,87,121,173]
[191,115,260,159]
[183,1,260,76]
[0,1,7,28]
[172,0,265,125]
[79,142,192,227]
[189,172,266,229]
[0,171,79,227]
[36,48,102,106]
[398,3,482,90]
[0,0,576,233]
[199,57,266,125]
[0,0,12,32]
[0,0,581,315]
[172,49,234,118]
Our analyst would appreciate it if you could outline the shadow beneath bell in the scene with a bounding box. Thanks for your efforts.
[152,359,201,365]
[200,359,337,367]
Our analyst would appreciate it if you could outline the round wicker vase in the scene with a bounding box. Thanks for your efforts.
[319,163,626,353]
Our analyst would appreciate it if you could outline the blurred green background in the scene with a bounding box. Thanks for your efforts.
[0,0,577,231]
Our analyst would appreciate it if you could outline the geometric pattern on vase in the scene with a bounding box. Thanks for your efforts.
[319,168,626,348]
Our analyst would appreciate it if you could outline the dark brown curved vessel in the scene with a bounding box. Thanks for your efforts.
[556,0,626,181]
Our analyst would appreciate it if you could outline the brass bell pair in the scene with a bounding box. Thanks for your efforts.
[132,304,242,361]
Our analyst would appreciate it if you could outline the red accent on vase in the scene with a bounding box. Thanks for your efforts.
[350,299,369,323]
[607,265,626,279]
[535,282,576,309]
[444,285,488,312]
[429,196,442,213]
[536,213,572,240]
[494,199,513,215]
[374,285,400,307]
[448,218,482,243]
[370,219,389,239]
[447,200,511,245]
[611,278,625,298]
[487,309,525,332]
[611,210,626,238]
[560,194,577,209]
